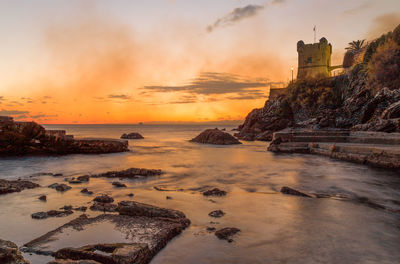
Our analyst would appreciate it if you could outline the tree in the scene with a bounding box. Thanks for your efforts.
[345,39,366,52]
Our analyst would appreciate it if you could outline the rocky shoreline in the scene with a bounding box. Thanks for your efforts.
[0,116,129,156]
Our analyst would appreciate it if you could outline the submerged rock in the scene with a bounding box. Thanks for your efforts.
[215,227,241,243]
[91,168,163,179]
[0,238,30,264]
[203,188,227,196]
[48,183,72,192]
[208,210,225,218]
[93,195,114,203]
[112,181,127,188]
[81,188,93,195]
[280,186,314,198]
[31,210,73,220]
[39,195,47,201]
[121,132,144,139]
[190,128,241,145]
[0,179,40,195]
[77,175,90,182]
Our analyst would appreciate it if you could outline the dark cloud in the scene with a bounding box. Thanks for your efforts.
[143,72,270,95]
[0,96,5,102]
[207,5,265,32]
[108,94,132,100]
[30,114,58,119]
[0,109,29,116]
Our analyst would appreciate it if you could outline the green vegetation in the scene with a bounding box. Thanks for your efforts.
[345,39,366,52]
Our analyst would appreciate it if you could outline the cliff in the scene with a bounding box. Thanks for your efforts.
[236,24,400,141]
[0,119,128,156]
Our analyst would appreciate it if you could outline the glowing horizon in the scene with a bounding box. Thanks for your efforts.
[1,0,399,124]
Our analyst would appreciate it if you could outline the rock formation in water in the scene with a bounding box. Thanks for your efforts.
[0,238,30,264]
[0,117,129,156]
[190,128,241,145]
[120,132,144,139]
[236,24,400,141]
[0,179,40,195]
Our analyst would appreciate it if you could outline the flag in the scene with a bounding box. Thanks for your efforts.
[313,25,316,32]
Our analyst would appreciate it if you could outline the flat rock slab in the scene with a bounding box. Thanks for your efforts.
[23,206,190,263]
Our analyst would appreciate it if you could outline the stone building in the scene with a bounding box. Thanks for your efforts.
[297,37,341,79]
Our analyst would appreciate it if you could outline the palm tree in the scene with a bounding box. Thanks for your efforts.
[345,39,366,52]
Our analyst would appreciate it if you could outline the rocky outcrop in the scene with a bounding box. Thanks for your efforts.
[236,24,400,140]
[280,186,314,198]
[190,128,241,145]
[0,118,129,156]
[0,179,40,195]
[0,239,30,264]
[120,133,144,139]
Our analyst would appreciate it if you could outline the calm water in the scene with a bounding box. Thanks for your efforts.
[0,124,400,264]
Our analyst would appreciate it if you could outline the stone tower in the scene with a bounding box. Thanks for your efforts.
[297,37,332,79]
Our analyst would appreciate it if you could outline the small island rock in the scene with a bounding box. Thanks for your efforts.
[190,128,241,145]
[120,132,144,139]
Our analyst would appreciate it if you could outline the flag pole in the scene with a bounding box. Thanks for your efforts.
[313,25,316,43]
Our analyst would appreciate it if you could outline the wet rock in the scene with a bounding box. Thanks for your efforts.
[53,173,63,177]
[0,179,40,195]
[206,227,216,232]
[31,210,73,220]
[76,175,90,182]
[117,201,187,220]
[81,188,93,195]
[112,181,127,188]
[208,210,225,218]
[54,243,151,264]
[121,132,144,139]
[39,195,47,201]
[215,227,241,243]
[91,168,163,179]
[0,238,29,264]
[73,206,87,212]
[24,210,190,263]
[127,193,134,197]
[48,260,101,264]
[166,196,172,200]
[60,205,73,211]
[93,195,114,203]
[203,188,227,196]
[190,128,241,145]
[280,186,314,198]
[90,202,118,213]
[48,183,72,192]
[68,179,83,184]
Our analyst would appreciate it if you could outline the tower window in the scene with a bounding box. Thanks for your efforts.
[307,57,312,63]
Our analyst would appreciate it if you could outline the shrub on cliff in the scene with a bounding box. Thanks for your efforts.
[367,39,400,92]
[285,78,341,112]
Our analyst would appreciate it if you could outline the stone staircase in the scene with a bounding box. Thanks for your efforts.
[268,129,400,170]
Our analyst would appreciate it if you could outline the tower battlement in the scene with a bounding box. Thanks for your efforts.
[297,37,332,79]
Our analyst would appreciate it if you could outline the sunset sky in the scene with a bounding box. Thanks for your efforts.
[1,0,399,124]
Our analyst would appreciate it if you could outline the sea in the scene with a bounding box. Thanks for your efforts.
[0,124,400,263]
